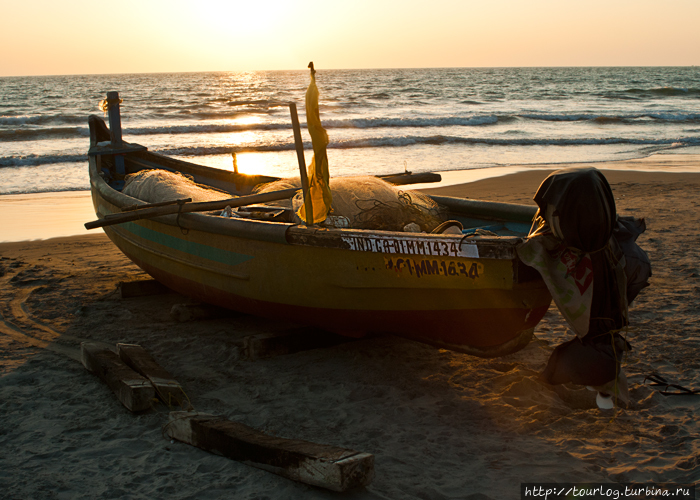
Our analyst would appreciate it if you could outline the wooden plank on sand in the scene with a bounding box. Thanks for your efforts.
[80,342,155,412]
[243,327,353,360]
[117,343,190,409]
[167,412,374,492]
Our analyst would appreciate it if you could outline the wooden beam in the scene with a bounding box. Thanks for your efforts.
[167,412,374,492]
[244,328,354,360]
[80,342,155,412]
[117,344,191,409]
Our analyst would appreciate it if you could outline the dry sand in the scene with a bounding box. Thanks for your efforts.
[1,162,699,499]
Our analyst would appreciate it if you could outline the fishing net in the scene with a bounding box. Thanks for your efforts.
[123,169,233,204]
[255,176,446,232]
[252,177,302,208]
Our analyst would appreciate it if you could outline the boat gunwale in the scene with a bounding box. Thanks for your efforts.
[91,156,532,260]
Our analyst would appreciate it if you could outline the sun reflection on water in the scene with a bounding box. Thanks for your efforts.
[233,152,271,176]
[226,115,264,126]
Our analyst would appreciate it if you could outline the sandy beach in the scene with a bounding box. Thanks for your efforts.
[1,159,699,499]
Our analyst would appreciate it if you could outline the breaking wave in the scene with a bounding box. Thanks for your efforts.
[0,127,89,141]
[4,135,699,169]
[599,87,700,99]
[520,112,700,123]
[0,114,86,126]
[8,112,700,145]
[0,153,86,168]
[147,135,700,157]
[626,87,700,97]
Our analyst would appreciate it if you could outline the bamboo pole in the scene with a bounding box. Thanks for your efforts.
[289,102,314,226]
[85,188,299,230]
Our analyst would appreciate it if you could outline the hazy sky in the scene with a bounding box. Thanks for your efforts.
[2,0,699,76]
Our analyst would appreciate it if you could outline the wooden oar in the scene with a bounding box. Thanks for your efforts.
[85,188,299,230]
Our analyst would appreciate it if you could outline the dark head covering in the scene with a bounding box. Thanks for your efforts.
[534,167,617,252]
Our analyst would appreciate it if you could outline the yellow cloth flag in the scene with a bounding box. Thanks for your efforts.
[297,63,332,224]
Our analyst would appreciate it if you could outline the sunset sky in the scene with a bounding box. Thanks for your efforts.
[2,0,699,77]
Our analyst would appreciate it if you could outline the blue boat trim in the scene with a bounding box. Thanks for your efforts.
[124,221,254,266]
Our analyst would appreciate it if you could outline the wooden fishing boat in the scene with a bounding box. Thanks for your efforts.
[86,99,551,358]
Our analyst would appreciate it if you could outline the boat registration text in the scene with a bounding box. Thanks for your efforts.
[343,235,479,258]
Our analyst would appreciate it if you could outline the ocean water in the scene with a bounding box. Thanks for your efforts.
[1,67,700,195]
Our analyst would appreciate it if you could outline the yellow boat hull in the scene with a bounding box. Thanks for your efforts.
[89,155,550,357]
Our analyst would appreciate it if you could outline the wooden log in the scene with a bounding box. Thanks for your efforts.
[119,279,171,299]
[117,343,190,409]
[243,327,354,360]
[84,187,299,230]
[167,412,374,492]
[80,342,155,412]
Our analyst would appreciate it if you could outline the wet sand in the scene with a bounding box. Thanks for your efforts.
[1,162,699,499]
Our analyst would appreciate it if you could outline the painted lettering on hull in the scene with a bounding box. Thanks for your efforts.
[385,257,483,279]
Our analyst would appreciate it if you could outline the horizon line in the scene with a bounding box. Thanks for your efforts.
[2,64,698,79]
